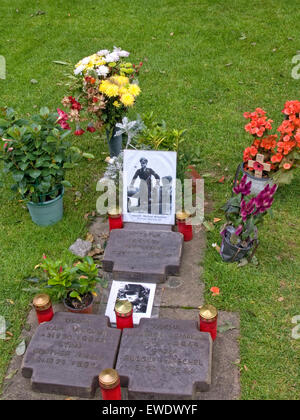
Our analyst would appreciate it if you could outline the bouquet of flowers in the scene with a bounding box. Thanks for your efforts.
[242,101,300,185]
[60,47,142,137]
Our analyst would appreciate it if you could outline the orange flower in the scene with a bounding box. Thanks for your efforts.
[271,153,283,163]
[250,146,258,156]
[260,135,277,150]
[253,139,261,148]
[277,140,296,155]
[210,286,220,296]
[283,162,292,170]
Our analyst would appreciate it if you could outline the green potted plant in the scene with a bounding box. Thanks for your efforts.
[35,255,103,314]
[0,106,94,226]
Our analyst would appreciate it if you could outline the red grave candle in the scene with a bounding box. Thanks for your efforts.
[114,300,134,330]
[108,207,123,231]
[176,211,193,241]
[33,294,54,324]
[199,304,218,341]
[99,368,122,400]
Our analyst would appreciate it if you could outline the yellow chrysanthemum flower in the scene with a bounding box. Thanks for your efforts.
[104,83,119,98]
[128,84,141,97]
[85,61,94,69]
[120,93,135,107]
[118,86,129,95]
[99,80,111,93]
[113,101,121,108]
[112,75,129,86]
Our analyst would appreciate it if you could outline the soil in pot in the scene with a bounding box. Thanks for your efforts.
[64,292,93,314]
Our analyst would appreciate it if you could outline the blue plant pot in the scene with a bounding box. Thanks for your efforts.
[106,127,123,158]
[27,188,64,227]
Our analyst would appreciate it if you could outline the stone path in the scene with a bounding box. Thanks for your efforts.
[1,217,240,400]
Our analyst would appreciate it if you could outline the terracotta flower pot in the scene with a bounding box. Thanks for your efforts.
[63,291,94,314]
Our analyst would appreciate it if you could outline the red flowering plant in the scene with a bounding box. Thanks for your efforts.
[60,47,142,138]
[242,101,300,185]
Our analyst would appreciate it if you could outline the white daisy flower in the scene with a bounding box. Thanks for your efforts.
[96,65,109,77]
[105,52,120,63]
[97,49,110,56]
[113,46,130,57]
[74,64,85,75]
[81,56,91,65]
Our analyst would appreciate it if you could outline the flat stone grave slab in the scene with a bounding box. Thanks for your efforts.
[102,225,183,283]
[21,312,121,398]
[116,317,212,400]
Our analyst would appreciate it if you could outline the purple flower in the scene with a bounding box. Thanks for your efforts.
[240,197,256,221]
[233,175,252,196]
[253,183,277,215]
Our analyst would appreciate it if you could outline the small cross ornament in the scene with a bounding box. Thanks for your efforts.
[248,154,271,178]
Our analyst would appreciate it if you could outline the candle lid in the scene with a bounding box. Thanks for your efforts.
[199,304,218,320]
[98,368,120,389]
[108,207,122,218]
[33,294,52,311]
[114,299,133,317]
[176,211,190,220]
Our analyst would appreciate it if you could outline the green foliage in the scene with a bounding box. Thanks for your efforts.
[0,0,299,401]
[135,112,188,180]
[136,111,186,151]
[272,167,295,185]
[0,107,94,203]
[33,256,103,302]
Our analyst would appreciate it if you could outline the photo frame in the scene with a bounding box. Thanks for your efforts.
[105,280,157,326]
[122,149,177,225]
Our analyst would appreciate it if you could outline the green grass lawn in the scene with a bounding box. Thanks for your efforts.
[0,0,299,400]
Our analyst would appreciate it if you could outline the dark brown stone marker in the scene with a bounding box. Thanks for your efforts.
[21,312,121,398]
[116,318,212,400]
[102,227,184,283]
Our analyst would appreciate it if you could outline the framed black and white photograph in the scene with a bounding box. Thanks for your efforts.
[105,280,156,326]
[122,150,177,225]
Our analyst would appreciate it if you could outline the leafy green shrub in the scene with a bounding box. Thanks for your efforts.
[0,107,94,203]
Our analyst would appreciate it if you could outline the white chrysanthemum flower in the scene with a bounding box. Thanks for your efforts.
[113,46,130,57]
[105,52,120,63]
[81,56,91,65]
[74,64,85,75]
[97,49,110,56]
[96,65,109,77]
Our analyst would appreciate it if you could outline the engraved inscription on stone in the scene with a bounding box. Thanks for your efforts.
[21,312,121,398]
[116,318,212,400]
[102,228,183,283]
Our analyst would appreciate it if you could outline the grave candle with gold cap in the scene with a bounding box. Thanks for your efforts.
[33,294,54,324]
[99,368,122,400]
[199,304,218,341]
[114,299,134,330]
[108,207,123,231]
[176,211,193,241]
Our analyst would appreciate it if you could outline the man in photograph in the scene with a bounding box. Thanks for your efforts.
[128,157,160,213]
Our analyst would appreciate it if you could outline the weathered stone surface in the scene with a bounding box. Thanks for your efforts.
[162,225,206,307]
[159,308,241,401]
[102,228,183,283]
[21,312,121,398]
[116,317,212,400]
[123,222,172,231]
[69,238,92,257]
